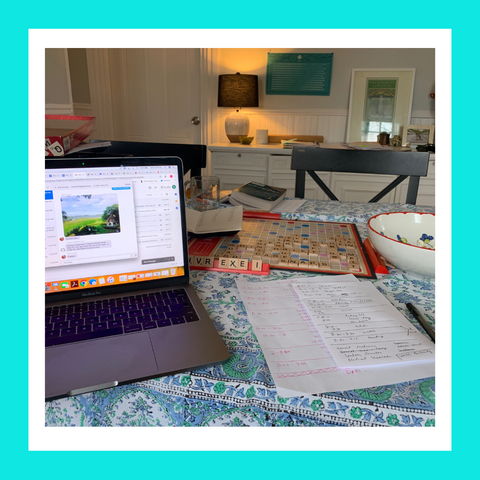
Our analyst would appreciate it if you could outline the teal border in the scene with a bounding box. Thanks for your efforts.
[5,1,470,477]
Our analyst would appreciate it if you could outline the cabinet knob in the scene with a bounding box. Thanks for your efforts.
[237,154,242,158]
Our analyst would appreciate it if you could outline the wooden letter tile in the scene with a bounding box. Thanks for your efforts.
[203,256,214,267]
[251,259,263,271]
[219,257,229,268]
[238,259,249,270]
[194,256,205,267]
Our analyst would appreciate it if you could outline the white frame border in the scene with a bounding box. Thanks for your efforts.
[346,68,416,142]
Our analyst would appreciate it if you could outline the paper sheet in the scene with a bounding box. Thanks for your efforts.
[236,275,435,397]
[186,205,243,234]
[292,281,435,368]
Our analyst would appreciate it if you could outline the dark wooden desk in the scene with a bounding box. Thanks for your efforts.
[66,140,206,177]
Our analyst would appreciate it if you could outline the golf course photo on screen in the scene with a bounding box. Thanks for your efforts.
[61,193,121,237]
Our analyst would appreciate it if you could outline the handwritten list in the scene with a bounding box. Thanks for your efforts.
[292,281,435,368]
[236,275,435,397]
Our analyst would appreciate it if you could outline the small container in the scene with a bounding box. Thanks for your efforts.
[377,132,390,145]
[256,129,269,144]
[239,136,254,145]
[185,176,221,211]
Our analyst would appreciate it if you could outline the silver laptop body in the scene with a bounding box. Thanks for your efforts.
[45,157,229,400]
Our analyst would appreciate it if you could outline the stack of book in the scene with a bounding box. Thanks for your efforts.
[229,181,287,211]
[281,139,316,149]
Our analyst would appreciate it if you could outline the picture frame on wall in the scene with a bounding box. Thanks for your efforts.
[346,68,416,142]
[401,124,435,146]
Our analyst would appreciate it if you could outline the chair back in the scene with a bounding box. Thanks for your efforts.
[291,146,430,204]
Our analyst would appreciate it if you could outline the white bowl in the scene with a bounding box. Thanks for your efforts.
[367,212,435,277]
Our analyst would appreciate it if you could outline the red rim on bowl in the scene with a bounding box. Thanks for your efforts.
[367,212,435,251]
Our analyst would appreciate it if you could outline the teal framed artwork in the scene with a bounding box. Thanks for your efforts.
[266,53,333,96]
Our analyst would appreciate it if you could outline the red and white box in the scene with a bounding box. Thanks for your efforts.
[45,115,96,156]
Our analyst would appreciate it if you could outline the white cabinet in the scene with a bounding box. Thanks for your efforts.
[330,173,397,204]
[394,159,435,206]
[267,154,331,201]
[208,143,435,206]
[209,150,269,191]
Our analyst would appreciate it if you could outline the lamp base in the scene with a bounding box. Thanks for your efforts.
[225,110,250,143]
[226,133,244,143]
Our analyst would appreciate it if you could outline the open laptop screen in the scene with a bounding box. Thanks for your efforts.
[45,158,188,300]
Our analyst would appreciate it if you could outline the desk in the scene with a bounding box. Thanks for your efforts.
[67,140,207,177]
[45,200,436,427]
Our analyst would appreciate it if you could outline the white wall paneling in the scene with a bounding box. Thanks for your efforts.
[216,110,434,145]
[45,49,73,115]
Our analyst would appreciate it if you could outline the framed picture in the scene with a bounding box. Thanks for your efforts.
[346,68,416,142]
[401,124,435,146]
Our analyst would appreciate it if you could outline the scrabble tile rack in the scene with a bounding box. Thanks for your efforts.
[188,216,377,279]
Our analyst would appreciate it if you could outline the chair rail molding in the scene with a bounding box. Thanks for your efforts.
[45,103,74,115]
[73,102,93,117]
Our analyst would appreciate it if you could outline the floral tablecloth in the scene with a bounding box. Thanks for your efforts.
[45,201,436,427]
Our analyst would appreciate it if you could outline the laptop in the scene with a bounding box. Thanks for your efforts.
[45,156,230,400]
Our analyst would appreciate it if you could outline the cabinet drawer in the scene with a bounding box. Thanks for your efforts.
[213,171,267,191]
[426,160,435,180]
[211,152,268,171]
[269,172,331,201]
[330,173,397,203]
[268,154,293,172]
[395,176,435,206]
[415,184,435,207]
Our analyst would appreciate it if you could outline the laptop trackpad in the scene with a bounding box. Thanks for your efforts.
[46,333,158,399]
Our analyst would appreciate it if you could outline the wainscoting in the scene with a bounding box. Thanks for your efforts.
[215,109,435,144]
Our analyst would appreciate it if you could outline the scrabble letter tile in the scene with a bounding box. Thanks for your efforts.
[251,259,263,271]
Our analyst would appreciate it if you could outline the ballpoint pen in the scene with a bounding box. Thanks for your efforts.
[406,303,435,343]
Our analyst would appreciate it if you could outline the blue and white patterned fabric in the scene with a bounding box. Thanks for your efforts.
[45,202,436,427]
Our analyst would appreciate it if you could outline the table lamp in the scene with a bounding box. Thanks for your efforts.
[218,72,259,143]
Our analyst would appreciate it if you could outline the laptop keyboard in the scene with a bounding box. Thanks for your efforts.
[45,289,200,347]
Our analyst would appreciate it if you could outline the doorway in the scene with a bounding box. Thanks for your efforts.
[86,48,202,145]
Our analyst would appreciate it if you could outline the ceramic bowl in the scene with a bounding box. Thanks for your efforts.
[367,212,435,277]
[239,136,254,145]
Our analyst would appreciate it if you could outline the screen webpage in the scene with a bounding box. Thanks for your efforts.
[45,165,185,294]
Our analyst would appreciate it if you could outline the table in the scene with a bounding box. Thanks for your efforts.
[45,200,436,427]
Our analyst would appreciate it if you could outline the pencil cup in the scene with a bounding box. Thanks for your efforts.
[256,129,268,144]
[185,176,220,211]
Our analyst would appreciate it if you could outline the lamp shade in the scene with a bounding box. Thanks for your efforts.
[218,73,259,108]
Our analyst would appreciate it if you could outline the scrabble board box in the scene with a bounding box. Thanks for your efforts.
[45,115,96,156]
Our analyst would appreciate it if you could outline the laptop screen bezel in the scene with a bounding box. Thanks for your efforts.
[45,156,190,304]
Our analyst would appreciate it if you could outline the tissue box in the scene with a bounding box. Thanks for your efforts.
[45,115,96,156]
